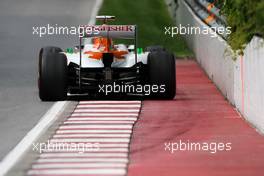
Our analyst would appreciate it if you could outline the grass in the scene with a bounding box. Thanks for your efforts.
[98,0,192,57]
[221,0,264,53]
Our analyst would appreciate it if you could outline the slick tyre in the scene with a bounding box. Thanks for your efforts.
[38,46,67,101]
[147,51,176,99]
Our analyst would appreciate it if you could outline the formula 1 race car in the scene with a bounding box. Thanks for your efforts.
[38,16,176,101]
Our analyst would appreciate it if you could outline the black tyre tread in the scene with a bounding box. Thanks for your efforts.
[148,51,176,99]
[38,47,67,101]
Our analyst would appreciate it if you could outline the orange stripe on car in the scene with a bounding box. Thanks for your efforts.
[84,51,102,60]
[84,50,128,60]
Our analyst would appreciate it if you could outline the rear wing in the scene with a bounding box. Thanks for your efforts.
[81,25,137,39]
[78,24,138,89]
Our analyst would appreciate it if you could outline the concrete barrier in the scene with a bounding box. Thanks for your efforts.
[167,0,264,134]
[234,37,264,134]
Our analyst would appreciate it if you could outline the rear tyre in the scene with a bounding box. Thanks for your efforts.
[38,46,67,101]
[147,51,176,99]
[145,45,166,52]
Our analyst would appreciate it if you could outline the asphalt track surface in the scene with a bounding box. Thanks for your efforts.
[0,0,97,161]
[5,60,264,176]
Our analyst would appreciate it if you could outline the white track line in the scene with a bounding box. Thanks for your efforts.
[28,169,126,175]
[32,163,127,169]
[53,134,131,138]
[77,104,141,108]
[56,129,132,134]
[36,158,129,163]
[39,142,129,148]
[40,153,128,158]
[42,147,129,152]
[74,109,139,113]
[63,120,134,124]
[71,113,138,117]
[87,0,103,25]
[50,138,130,143]
[79,101,141,104]
[87,143,129,148]
[67,117,137,121]
[59,125,133,129]
[0,101,68,176]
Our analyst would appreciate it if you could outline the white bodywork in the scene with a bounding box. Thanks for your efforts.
[64,44,149,68]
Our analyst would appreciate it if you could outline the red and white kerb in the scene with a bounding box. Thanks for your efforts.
[27,100,141,176]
